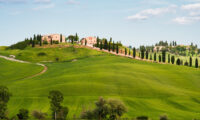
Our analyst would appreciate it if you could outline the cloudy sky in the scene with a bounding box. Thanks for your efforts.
[0,0,200,47]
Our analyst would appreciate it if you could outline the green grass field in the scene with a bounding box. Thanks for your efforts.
[1,46,200,120]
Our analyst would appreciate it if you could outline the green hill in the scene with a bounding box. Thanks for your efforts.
[0,46,200,120]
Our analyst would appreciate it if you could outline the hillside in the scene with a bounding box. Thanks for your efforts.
[0,46,200,120]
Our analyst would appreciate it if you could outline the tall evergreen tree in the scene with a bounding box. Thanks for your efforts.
[51,38,53,45]
[171,56,175,64]
[104,39,108,50]
[150,54,152,60]
[39,35,42,46]
[129,49,131,56]
[74,33,79,42]
[31,38,35,48]
[189,56,192,67]
[159,55,162,62]
[154,53,157,62]
[85,40,87,46]
[141,49,145,59]
[112,41,115,52]
[125,48,127,55]
[108,41,111,52]
[146,51,149,59]
[97,37,100,47]
[116,44,119,54]
[168,54,170,63]
[133,47,136,58]
[162,50,166,63]
[100,41,103,50]
[176,58,181,65]
[60,34,62,43]
[195,58,199,68]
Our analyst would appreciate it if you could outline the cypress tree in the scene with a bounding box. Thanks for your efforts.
[31,38,35,48]
[104,39,108,50]
[39,35,42,46]
[162,50,166,63]
[100,41,103,50]
[176,58,181,65]
[60,34,62,43]
[141,49,145,59]
[168,54,170,63]
[150,54,152,60]
[189,56,192,67]
[159,55,161,62]
[154,53,157,62]
[97,37,100,47]
[108,41,111,52]
[171,56,175,64]
[116,44,119,54]
[125,48,127,55]
[146,51,149,59]
[85,40,87,46]
[112,41,115,52]
[195,58,199,68]
[51,38,53,45]
[129,49,131,56]
[133,47,136,58]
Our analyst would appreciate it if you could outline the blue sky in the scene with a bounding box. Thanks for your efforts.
[0,0,200,47]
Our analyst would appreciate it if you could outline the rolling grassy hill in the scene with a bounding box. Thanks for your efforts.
[0,46,200,120]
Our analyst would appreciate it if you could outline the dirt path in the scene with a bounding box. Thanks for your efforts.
[0,55,48,79]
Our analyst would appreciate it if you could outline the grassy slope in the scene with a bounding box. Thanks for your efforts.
[1,46,200,119]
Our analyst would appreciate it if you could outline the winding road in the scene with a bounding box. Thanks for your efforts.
[0,55,47,79]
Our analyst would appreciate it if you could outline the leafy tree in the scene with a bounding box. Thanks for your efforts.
[146,51,149,59]
[17,109,29,120]
[195,58,199,68]
[189,56,192,67]
[48,90,64,120]
[176,58,181,65]
[32,110,47,120]
[107,99,127,120]
[168,54,170,63]
[162,50,166,63]
[0,86,12,119]
[171,56,175,64]
[57,107,69,120]
[68,35,74,44]
[133,47,136,58]
[154,53,157,62]
[160,115,168,120]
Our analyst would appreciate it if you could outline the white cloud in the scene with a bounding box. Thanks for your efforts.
[173,16,200,24]
[67,0,80,5]
[33,3,54,10]
[127,5,177,21]
[181,3,200,10]
[34,0,51,4]
[0,0,27,4]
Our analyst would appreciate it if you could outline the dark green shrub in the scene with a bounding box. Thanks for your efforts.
[136,116,148,120]
[43,40,48,45]
[17,109,29,120]
[37,52,47,56]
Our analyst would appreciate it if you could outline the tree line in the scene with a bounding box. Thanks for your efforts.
[0,86,172,120]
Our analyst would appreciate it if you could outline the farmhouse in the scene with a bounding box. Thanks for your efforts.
[42,34,66,43]
[81,37,97,46]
